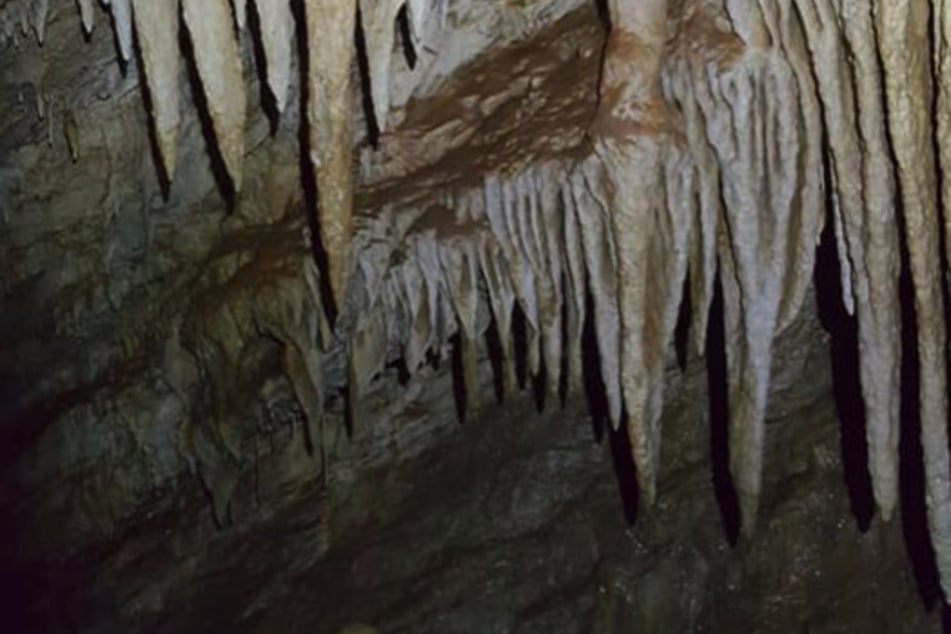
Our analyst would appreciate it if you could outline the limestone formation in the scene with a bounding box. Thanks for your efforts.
[7,0,951,613]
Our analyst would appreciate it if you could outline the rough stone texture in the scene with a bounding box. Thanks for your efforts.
[0,1,947,632]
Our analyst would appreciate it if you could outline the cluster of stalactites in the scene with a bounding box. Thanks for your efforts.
[11,0,951,607]
[592,0,951,603]
[0,0,447,307]
[346,160,601,426]
[591,0,824,538]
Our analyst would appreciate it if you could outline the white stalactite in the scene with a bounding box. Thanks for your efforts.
[520,170,557,392]
[561,177,587,396]
[360,0,402,133]
[182,0,247,190]
[768,0,825,334]
[77,0,95,33]
[29,0,48,44]
[132,0,181,180]
[641,140,693,438]
[231,0,247,31]
[478,234,518,397]
[536,163,566,396]
[571,161,622,427]
[111,0,133,62]
[415,231,450,359]
[254,0,294,114]
[439,235,481,414]
[690,15,806,532]
[501,174,541,377]
[666,62,720,356]
[405,0,427,44]
[796,0,901,521]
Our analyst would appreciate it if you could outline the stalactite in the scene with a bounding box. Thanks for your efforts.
[415,229,453,360]
[478,233,517,397]
[569,162,622,427]
[482,175,525,395]
[304,0,358,310]
[231,0,247,32]
[490,174,538,379]
[517,169,558,393]
[253,0,294,114]
[594,0,670,507]
[536,163,566,397]
[689,5,806,532]
[876,0,951,600]
[795,0,901,521]
[767,0,825,335]
[398,258,430,372]
[508,175,542,379]
[29,0,47,44]
[666,63,720,357]
[561,176,586,397]
[131,0,181,181]
[827,174,855,317]
[182,0,247,191]
[439,234,481,415]
[641,139,693,441]
[360,0,402,133]
[111,0,133,62]
[77,0,94,34]
[405,0,429,45]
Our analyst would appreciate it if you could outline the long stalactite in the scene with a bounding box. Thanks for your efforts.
[7,0,951,603]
